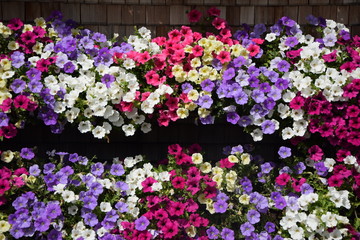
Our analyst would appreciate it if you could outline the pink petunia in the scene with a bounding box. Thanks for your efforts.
[216,51,231,64]
[171,176,185,189]
[0,124,17,139]
[168,201,186,216]
[168,144,182,155]
[175,152,192,165]
[292,177,306,192]
[308,145,324,161]
[275,173,291,186]
[20,31,37,45]
[12,177,25,188]
[187,166,201,180]
[348,131,360,146]
[0,179,11,195]
[219,158,235,168]
[207,7,221,17]
[328,174,344,187]
[247,44,260,57]
[187,9,202,23]
[13,95,30,110]
[141,177,157,193]
[289,96,305,109]
[13,167,28,176]
[0,98,13,112]
[154,209,168,220]
[340,61,358,72]
[322,50,337,62]
[212,17,227,30]
[0,167,12,180]
[7,18,23,31]
[162,220,179,239]
[286,49,302,59]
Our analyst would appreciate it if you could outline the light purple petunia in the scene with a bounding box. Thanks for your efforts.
[134,216,150,231]
[278,146,291,159]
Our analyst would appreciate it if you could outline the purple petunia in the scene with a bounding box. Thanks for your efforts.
[274,196,287,210]
[214,200,228,213]
[301,183,314,194]
[221,228,234,240]
[227,112,240,124]
[134,216,150,231]
[90,181,104,195]
[26,68,42,81]
[34,217,50,232]
[83,196,97,210]
[278,146,291,159]
[231,144,243,154]
[246,209,260,224]
[91,162,104,176]
[223,67,235,81]
[63,61,75,73]
[11,51,25,68]
[234,90,248,105]
[28,80,43,93]
[285,36,299,48]
[115,181,128,191]
[275,78,289,90]
[238,115,252,127]
[20,148,35,160]
[110,164,125,176]
[181,83,193,94]
[45,201,62,219]
[294,162,306,174]
[101,74,115,88]
[10,79,26,93]
[0,112,9,127]
[197,95,213,109]
[264,222,276,233]
[29,164,41,176]
[240,222,255,237]
[43,163,56,174]
[207,226,219,239]
[260,162,273,174]
[251,89,266,103]
[200,79,215,92]
[115,201,128,213]
[261,120,276,134]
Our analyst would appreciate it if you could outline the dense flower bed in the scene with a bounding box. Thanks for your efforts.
[0,8,359,240]
[0,143,359,239]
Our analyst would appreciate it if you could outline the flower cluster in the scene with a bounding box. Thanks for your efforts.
[0,10,358,143]
[1,143,359,239]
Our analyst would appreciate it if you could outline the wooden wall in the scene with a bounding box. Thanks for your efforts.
[1,0,360,39]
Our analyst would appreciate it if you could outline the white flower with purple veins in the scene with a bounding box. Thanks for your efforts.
[323,33,338,47]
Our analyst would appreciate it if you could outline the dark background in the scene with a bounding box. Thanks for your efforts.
[1,119,283,162]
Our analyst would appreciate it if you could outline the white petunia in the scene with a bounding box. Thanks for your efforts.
[78,120,92,133]
[92,126,106,139]
[100,202,112,212]
[68,205,78,215]
[122,124,135,136]
[62,190,76,203]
